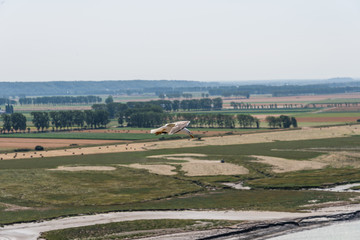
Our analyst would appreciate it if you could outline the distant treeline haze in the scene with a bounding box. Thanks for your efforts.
[18,96,102,105]
[0,79,359,97]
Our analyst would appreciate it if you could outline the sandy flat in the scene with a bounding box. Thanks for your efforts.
[49,166,116,171]
[122,154,248,176]
[251,155,327,173]
[144,154,249,176]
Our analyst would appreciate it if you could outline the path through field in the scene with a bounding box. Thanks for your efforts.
[2,204,360,240]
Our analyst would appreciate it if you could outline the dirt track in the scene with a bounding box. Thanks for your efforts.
[1,125,359,160]
[1,205,360,240]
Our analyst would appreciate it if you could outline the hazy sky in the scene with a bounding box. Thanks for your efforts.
[0,0,359,82]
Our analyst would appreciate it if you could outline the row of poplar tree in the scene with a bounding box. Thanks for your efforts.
[0,110,110,133]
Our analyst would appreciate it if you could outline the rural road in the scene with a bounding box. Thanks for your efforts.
[2,205,360,240]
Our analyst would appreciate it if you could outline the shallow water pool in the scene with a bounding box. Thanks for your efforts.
[268,220,360,240]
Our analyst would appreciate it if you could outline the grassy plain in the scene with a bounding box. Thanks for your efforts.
[1,135,360,226]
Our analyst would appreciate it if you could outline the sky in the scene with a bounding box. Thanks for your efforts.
[0,0,359,82]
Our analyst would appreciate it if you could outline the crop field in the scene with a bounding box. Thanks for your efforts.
[1,128,360,226]
[0,138,127,152]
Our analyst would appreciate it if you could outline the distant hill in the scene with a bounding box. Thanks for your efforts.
[0,79,359,97]
[0,80,220,97]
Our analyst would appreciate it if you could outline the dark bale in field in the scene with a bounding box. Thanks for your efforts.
[35,145,44,151]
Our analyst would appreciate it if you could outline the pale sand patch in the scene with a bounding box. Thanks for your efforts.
[315,152,360,168]
[181,161,249,176]
[251,155,327,173]
[0,202,32,212]
[146,154,249,176]
[120,164,177,175]
[49,166,116,171]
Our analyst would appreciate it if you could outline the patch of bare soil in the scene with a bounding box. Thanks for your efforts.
[120,164,177,175]
[49,166,116,171]
[146,154,249,176]
[251,155,327,173]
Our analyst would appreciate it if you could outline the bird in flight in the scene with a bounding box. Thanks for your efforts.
[151,121,194,138]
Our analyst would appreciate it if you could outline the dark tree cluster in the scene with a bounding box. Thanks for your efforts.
[172,113,259,129]
[30,110,110,132]
[265,115,298,128]
[1,113,27,133]
[92,102,167,128]
[153,98,223,111]
[19,96,102,105]
[5,104,14,114]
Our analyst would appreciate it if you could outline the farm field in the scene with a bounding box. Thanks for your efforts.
[0,138,127,152]
[222,92,360,104]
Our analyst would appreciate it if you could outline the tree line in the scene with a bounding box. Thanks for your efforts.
[1,110,111,134]
[32,110,110,131]
[173,113,260,128]
[18,96,102,105]
[1,113,27,133]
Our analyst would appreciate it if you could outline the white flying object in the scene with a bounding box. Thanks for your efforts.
[151,121,194,138]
